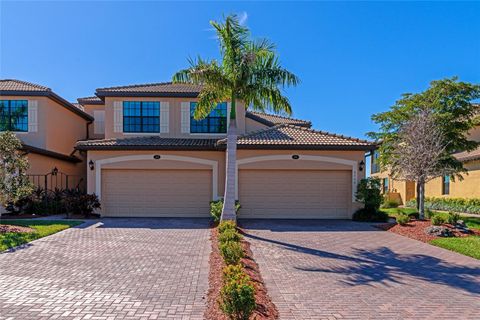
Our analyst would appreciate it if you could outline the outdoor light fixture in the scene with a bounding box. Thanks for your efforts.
[89,160,94,171]
[153,155,161,160]
[51,167,59,176]
[292,155,300,160]
[359,160,365,171]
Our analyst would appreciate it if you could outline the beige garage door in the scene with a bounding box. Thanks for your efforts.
[102,169,212,217]
[239,169,351,219]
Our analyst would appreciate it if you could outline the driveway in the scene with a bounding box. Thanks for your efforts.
[0,218,211,320]
[241,220,480,320]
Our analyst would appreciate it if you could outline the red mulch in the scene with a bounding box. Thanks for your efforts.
[0,224,35,234]
[377,219,480,243]
[204,227,279,320]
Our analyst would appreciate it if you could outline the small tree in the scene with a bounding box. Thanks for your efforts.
[356,177,382,212]
[0,132,33,211]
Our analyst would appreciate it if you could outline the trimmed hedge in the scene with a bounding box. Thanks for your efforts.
[406,197,480,215]
[211,200,242,223]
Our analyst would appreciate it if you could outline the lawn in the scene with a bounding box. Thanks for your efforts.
[381,207,480,259]
[0,220,83,251]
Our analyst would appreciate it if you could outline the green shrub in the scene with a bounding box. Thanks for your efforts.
[220,241,244,265]
[223,264,244,281]
[220,270,256,320]
[447,212,461,225]
[431,214,446,226]
[382,198,400,209]
[356,178,382,211]
[396,214,410,226]
[406,197,480,215]
[407,211,420,219]
[211,200,242,223]
[352,208,389,222]
[219,220,237,233]
[219,228,242,244]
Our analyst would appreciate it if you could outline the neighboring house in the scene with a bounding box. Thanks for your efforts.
[371,105,480,204]
[0,79,94,189]
[75,82,375,219]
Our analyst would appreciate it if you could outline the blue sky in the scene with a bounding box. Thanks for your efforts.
[1,1,479,139]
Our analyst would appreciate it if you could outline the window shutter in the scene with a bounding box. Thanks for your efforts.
[181,102,190,133]
[113,101,123,133]
[28,100,38,133]
[93,110,105,135]
[160,102,169,133]
[227,102,231,128]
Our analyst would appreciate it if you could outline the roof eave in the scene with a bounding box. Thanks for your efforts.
[95,91,200,98]
[75,145,224,151]
[236,144,376,151]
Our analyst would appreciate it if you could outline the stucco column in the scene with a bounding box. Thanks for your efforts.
[221,121,238,221]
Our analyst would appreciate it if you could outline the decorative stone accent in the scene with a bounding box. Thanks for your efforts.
[424,226,453,237]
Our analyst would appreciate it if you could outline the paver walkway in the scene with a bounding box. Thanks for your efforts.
[241,219,480,320]
[0,218,211,320]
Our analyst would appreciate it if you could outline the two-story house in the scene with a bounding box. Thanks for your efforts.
[75,82,375,219]
[0,79,93,189]
[371,105,480,204]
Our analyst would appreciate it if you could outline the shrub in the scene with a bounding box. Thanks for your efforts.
[382,198,400,209]
[447,212,461,225]
[356,178,382,211]
[406,197,480,215]
[211,199,242,223]
[219,220,237,233]
[220,270,256,320]
[352,208,389,222]
[407,211,420,219]
[396,214,410,226]
[431,214,446,226]
[223,264,244,281]
[219,241,244,265]
[219,228,242,244]
[62,189,101,217]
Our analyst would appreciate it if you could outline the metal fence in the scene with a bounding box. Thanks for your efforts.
[27,167,85,192]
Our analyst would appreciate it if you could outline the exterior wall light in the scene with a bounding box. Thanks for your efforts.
[89,160,95,171]
[153,155,161,160]
[51,167,59,176]
[359,160,365,171]
[292,155,300,160]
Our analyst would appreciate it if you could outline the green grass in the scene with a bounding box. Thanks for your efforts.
[381,207,418,218]
[463,217,480,230]
[430,236,480,260]
[0,219,83,251]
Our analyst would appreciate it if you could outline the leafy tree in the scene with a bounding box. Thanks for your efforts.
[173,14,299,220]
[369,77,480,219]
[0,132,33,210]
[355,177,382,212]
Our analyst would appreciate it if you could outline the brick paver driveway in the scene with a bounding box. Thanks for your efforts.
[241,220,480,320]
[0,218,211,320]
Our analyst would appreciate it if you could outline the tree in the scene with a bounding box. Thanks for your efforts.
[173,14,299,220]
[369,78,480,219]
[0,132,33,211]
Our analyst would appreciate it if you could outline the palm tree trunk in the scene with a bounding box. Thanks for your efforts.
[221,98,238,221]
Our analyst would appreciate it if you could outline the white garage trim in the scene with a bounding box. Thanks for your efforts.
[235,154,358,202]
[94,155,219,201]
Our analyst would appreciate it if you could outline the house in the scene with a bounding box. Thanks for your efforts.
[0,79,93,190]
[75,82,375,219]
[371,105,480,204]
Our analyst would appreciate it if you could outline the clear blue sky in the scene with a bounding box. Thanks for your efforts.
[1,1,479,139]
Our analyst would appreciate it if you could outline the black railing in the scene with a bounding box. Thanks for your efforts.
[27,168,85,192]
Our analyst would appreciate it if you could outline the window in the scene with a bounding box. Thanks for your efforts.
[442,175,450,195]
[382,178,389,194]
[371,150,380,174]
[190,102,227,133]
[0,100,28,132]
[123,101,160,133]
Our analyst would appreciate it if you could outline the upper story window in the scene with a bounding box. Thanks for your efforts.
[0,100,28,132]
[442,175,450,195]
[382,177,389,194]
[190,102,227,134]
[123,101,160,133]
[371,150,380,174]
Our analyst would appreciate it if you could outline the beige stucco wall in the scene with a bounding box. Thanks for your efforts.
[245,117,269,133]
[83,103,105,140]
[425,160,480,198]
[104,97,246,139]
[467,125,480,142]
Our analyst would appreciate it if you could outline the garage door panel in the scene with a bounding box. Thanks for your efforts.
[239,169,351,219]
[102,169,211,217]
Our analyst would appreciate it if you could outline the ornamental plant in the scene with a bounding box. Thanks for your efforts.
[220,268,256,320]
[220,241,244,265]
[0,132,33,209]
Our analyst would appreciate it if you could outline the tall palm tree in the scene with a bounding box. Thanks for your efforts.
[173,14,299,221]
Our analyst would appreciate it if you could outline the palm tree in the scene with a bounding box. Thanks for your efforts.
[173,14,299,221]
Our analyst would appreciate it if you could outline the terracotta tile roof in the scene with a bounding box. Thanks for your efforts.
[246,111,311,127]
[71,103,85,111]
[0,79,93,121]
[220,124,375,150]
[76,136,220,151]
[454,147,480,162]
[77,96,104,105]
[95,82,203,97]
[0,79,49,92]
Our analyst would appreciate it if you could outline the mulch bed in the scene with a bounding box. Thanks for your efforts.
[0,224,35,234]
[204,226,279,320]
[378,219,480,243]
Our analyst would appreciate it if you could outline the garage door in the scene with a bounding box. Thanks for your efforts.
[239,169,351,219]
[102,169,212,217]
